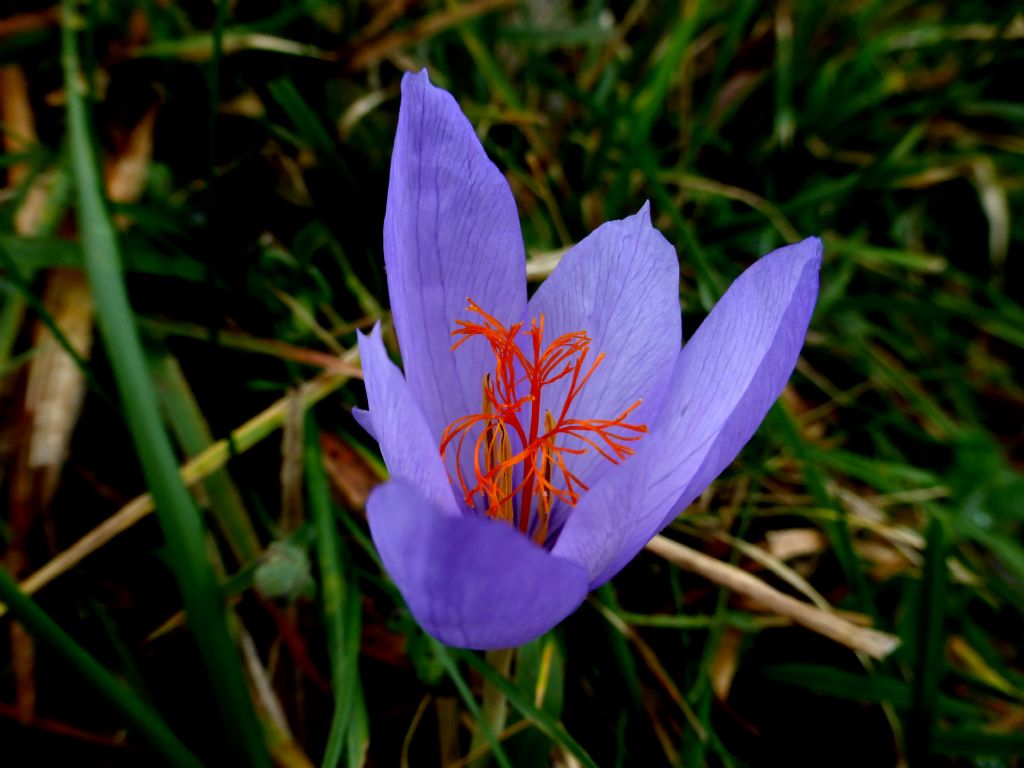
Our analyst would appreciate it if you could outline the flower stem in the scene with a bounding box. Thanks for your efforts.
[469,647,515,768]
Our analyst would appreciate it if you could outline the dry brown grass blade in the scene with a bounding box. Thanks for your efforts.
[0,699,127,748]
[105,101,158,209]
[645,534,901,659]
[400,695,432,768]
[1,62,71,726]
[712,529,832,611]
[710,626,743,701]
[948,635,1022,699]
[667,173,801,243]
[17,270,94,560]
[1,65,34,185]
[442,720,533,768]
[2,65,37,725]
[436,697,460,768]
[0,9,58,38]
[22,96,157,511]
[764,527,827,561]
[1,64,58,235]
[239,628,316,768]
[524,247,568,281]
[280,388,305,532]
[8,622,35,722]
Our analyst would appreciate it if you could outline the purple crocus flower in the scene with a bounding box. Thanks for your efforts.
[355,71,821,650]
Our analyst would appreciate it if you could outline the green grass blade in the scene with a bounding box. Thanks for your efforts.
[0,281,28,375]
[762,664,976,719]
[908,517,949,765]
[304,412,363,767]
[345,677,370,768]
[0,567,203,768]
[61,3,269,765]
[150,352,262,564]
[932,729,1024,757]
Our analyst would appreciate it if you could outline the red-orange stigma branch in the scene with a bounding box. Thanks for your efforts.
[439,299,648,544]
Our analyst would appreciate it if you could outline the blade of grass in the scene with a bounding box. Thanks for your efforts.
[344,676,369,768]
[908,517,949,765]
[761,664,976,718]
[304,411,363,768]
[150,352,262,564]
[0,281,28,375]
[645,535,899,658]
[61,4,269,765]
[932,729,1024,757]
[0,566,203,768]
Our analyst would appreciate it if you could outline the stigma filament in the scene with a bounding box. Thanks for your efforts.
[439,299,648,544]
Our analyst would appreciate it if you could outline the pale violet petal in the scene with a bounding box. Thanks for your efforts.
[553,238,822,586]
[358,325,460,515]
[368,480,588,649]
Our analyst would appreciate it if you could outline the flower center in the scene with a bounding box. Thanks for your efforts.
[440,299,647,544]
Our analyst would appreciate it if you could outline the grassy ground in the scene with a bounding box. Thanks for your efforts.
[1,1,1022,765]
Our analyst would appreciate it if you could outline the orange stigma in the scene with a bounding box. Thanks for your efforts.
[439,299,648,544]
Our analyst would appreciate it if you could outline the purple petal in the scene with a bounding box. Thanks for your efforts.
[551,455,657,586]
[385,70,527,444]
[368,480,588,649]
[351,407,375,440]
[358,325,459,516]
[553,237,822,586]
[526,203,680,490]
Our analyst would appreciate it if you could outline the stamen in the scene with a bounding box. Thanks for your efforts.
[481,374,515,524]
[440,299,648,544]
[533,410,557,544]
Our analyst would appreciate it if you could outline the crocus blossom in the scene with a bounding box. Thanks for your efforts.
[356,70,822,650]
